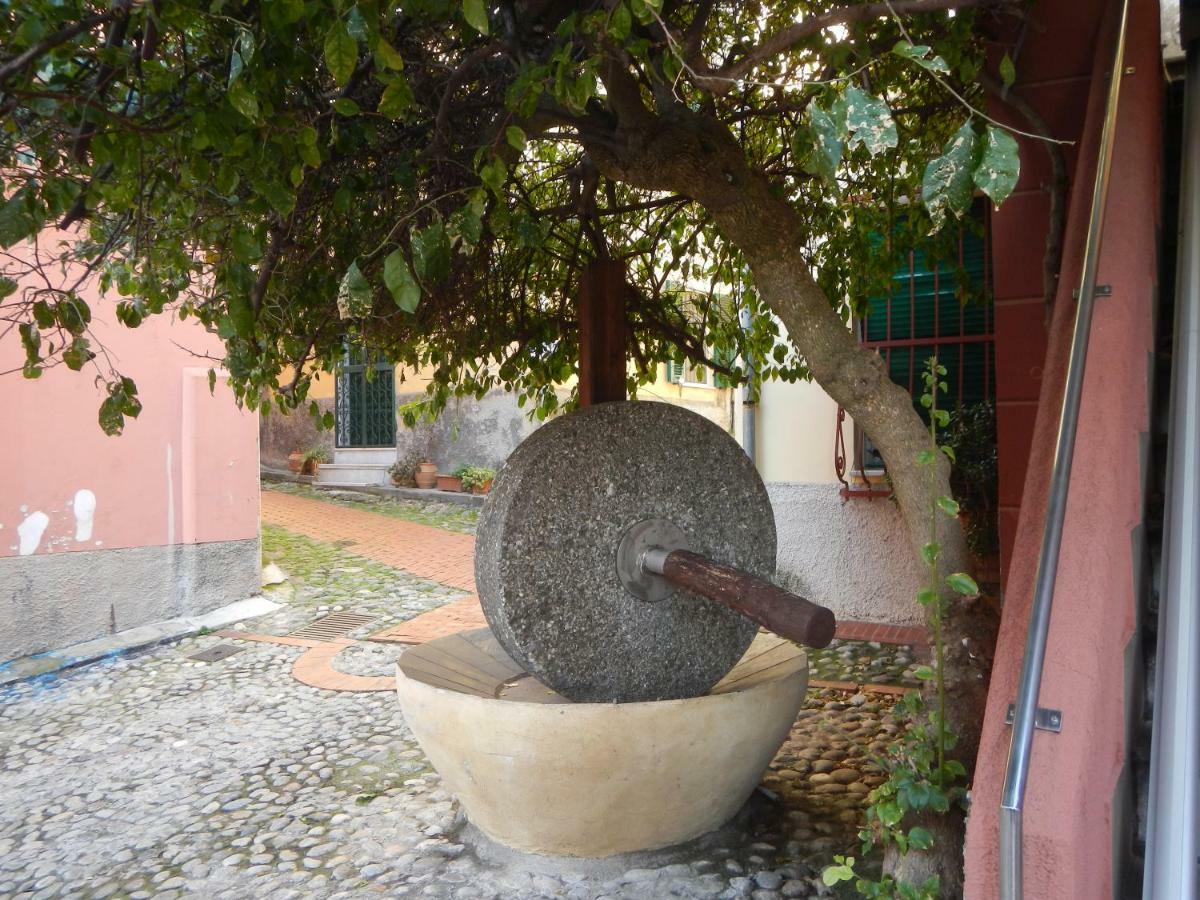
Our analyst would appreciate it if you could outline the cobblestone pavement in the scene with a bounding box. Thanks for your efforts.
[0,503,917,899]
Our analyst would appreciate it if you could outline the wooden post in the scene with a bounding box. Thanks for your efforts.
[577,259,627,406]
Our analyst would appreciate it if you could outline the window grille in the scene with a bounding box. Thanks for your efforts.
[836,209,995,498]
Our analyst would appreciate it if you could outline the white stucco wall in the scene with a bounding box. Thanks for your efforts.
[755,378,842,484]
[767,482,924,627]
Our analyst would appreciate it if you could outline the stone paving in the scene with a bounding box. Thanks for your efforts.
[0,495,921,899]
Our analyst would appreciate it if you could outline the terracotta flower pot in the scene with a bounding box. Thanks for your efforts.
[436,474,463,492]
[287,451,305,474]
[471,480,492,495]
[415,462,437,489]
[303,459,320,476]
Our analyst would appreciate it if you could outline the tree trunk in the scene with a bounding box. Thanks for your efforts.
[585,101,998,895]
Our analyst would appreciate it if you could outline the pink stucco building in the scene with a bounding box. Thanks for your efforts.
[0,235,260,666]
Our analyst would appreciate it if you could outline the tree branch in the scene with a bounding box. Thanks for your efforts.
[0,3,134,88]
[686,0,1018,95]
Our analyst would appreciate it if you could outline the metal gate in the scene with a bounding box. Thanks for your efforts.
[335,346,396,448]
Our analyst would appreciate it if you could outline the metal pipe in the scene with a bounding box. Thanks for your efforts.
[1142,39,1200,900]
[739,305,757,465]
[998,2,1131,897]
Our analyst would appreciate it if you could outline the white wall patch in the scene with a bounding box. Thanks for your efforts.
[17,511,50,556]
[73,489,97,541]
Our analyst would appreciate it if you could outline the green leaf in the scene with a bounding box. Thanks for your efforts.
[917,449,936,465]
[877,801,903,827]
[374,37,405,71]
[324,21,358,88]
[227,291,255,338]
[462,0,489,34]
[844,86,897,156]
[479,156,507,197]
[940,444,956,462]
[336,261,373,319]
[98,377,142,435]
[913,665,935,681]
[377,75,414,118]
[297,126,321,167]
[609,3,632,40]
[922,120,979,230]
[505,125,527,151]
[945,572,980,595]
[936,496,960,517]
[226,80,259,120]
[974,125,1021,207]
[822,864,856,886]
[893,40,951,75]
[0,276,17,299]
[411,221,451,283]
[999,53,1016,87]
[921,541,940,567]
[255,179,295,217]
[62,335,92,371]
[383,249,421,313]
[916,587,937,606]
[801,104,843,185]
[908,826,934,851]
[332,97,360,117]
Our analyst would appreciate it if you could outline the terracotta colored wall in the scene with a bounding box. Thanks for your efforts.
[964,0,1162,895]
[990,4,1102,588]
[0,235,260,557]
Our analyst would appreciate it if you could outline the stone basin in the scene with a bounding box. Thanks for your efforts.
[395,628,808,857]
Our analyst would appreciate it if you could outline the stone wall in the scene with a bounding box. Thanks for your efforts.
[767,482,924,627]
[259,398,336,470]
[396,389,544,472]
[0,539,260,664]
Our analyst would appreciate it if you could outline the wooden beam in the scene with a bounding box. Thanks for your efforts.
[577,259,627,406]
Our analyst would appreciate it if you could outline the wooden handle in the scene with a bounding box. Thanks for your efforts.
[656,549,836,648]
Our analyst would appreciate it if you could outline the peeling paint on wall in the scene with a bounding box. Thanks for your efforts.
[72,490,96,542]
[17,512,49,556]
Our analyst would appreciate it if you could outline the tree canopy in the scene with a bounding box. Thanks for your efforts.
[0,0,1023,434]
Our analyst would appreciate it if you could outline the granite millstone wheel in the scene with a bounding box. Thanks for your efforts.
[475,401,777,703]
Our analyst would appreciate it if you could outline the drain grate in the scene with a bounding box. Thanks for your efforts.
[188,644,245,663]
[289,612,378,642]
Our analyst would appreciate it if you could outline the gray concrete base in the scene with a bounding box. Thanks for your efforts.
[0,538,261,665]
[0,594,279,687]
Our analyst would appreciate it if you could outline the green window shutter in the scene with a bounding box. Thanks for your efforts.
[666,360,683,383]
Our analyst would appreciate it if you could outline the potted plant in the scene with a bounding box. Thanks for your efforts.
[287,450,306,474]
[389,450,424,487]
[437,468,464,492]
[302,446,331,476]
[458,465,496,495]
[414,460,438,489]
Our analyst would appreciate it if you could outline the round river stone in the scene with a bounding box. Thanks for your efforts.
[475,400,776,703]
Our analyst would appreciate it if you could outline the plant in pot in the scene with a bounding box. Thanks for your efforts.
[437,467,465,492]
[389,450,424,487]
[302,446,331,477]
[458,465,496,495]
[287,450,306,474]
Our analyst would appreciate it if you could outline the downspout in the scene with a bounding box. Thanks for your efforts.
[739,305,757,466]
[997,2,1130,896]
[1142,34,1200,900]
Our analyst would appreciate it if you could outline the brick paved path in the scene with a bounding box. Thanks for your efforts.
[261,490,476,591]
[260,491,487,644]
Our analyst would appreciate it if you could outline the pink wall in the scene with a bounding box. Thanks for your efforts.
[0,236,259,558]
[965,0,1162,895]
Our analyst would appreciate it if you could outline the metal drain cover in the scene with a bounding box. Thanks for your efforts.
[289,612,378,642]
[188,644,245,663]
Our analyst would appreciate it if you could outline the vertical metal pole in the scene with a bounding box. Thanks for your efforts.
[1143,42,1200,900]
[998,2,1130,897]
[739,305,756,464]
